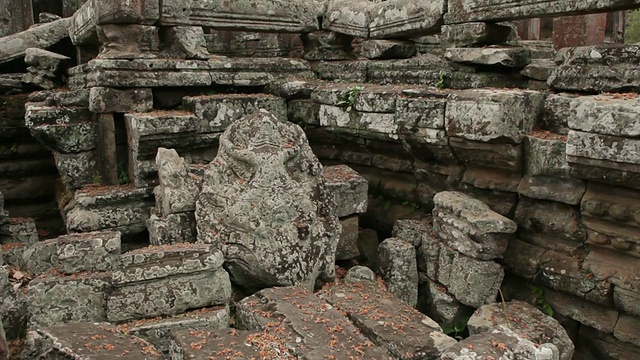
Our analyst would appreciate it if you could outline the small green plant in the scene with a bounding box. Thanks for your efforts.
[117,162,130,184]
[10,143,18,153]
[529,283,554,316]
[436,70,446,89]
[337,85,363,112]
[442,319,469,340]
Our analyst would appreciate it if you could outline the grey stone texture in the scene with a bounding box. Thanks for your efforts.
[107,245,231,322]
[377,237,419,307]
[318,280,457,359]
[549,45,640,93]
[21,323,163,359]
[444,0,640,24]
[23,48,70,89]
[302,31,355,61]
[0,17,71,64]
[160,26,209,60]
[21,230,121,275]
[432,191,517,261]
[196,110,340,292]
[155,148,199,217]
[89,87,153,113]
[27,272,111,327]
[160,0,324,33]
[446,89,545,144]
[336,215,360,260]
[322,165,369,218]
[469,301,575,360]
[441,22,516,47]
[360,39,416,59]
[96,24,159,59]
[441,325,560,360]
[236,286,393,359]
[64,186,154,235]
[445,47,531,68]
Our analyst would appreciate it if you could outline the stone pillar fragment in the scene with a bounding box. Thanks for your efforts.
[96,24,159,59]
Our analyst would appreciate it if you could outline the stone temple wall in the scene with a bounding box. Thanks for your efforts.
[0,0,639,359]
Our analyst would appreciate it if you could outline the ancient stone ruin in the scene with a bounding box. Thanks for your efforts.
[0,0,638,359]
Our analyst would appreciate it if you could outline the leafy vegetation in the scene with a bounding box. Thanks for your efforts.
[528,283,554,316]
[117,162,130,184]
[337,85,363,112]
[626,10,640,44]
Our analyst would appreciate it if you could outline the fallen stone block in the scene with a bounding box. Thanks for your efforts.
[53,150,99,190]
[319,105,399,140]
[549,45,640,93]
[154,148,199,217]
[122,306,229,354]
[336,215,360,261]
[0,17,71,64]
[468,300,575,360]
[21,230,121,275]
[378,237,418,307]
[24,104,91,127]
[445,47,531,68]
[432,191,517,260]
[27,272,111,327]
[368,0,446,38]
[360,39,416,59]
[65,185,154,234]
[236,286,393,359]
[545,289,619,334]
[318,280,457,359]
[29,122,98,154]
[323,165,368,218]
[107,244,231,322]
[0,217,38,247]
[170,328,295,360]
[367,54,447,85]
[521,59,555,81]
[21,322,163,359]
[440,325,560,360]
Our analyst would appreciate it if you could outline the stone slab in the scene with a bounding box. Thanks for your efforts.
[569,94,640,137]
[107,268,231,322]
[318,280,457,359]
[368,0,446,39]
[235,286,393,359]
[23,322,163,359]
[27,272,111,327]
[89,87,153,113]
[170,328,295,359]
[123,306,229,354]
[22,230,121,275]
[445,47,531,68]
[0,18,71,64]
[160,0,323,33]
[444,0,640,24]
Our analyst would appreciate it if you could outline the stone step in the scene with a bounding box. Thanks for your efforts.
[318,278,457,359]
[236,286,393,359]
[22,322,163,359]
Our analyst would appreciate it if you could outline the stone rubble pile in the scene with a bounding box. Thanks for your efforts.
[0,0,637,358]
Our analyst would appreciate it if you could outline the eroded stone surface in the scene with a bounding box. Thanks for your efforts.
[468,301,575,360]
[319,280,457,359]
[236,286,393,359]
[377,237,418,307]
[196,110,340,292]
[322,165,368,218]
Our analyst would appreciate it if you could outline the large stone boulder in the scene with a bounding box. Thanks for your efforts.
[196,109,340,292]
